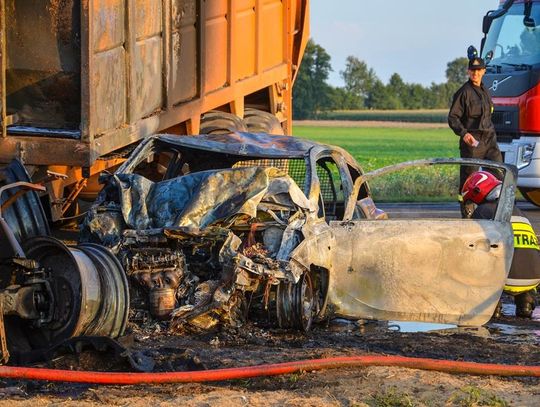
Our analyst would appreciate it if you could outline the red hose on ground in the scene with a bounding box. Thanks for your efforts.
[1,355,540,385]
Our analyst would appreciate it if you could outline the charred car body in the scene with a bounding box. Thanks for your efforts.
[81,133,518,331]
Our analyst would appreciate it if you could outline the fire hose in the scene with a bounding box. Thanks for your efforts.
[1,355,540,385]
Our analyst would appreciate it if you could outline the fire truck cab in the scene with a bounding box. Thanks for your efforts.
[479,0,540,205]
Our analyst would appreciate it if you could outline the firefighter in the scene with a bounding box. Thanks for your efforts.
[448,57,503,217]
[462,170,540,318]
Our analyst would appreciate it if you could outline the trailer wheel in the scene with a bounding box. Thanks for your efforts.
[199,111,248,134]
[518,187,540,207]
[244,108,284,135]
[21,237,129,349]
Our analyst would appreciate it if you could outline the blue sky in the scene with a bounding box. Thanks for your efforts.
[310,0,499,87]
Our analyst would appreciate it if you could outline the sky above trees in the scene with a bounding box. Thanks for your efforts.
[292,40,468,119]
[310,0,498,86]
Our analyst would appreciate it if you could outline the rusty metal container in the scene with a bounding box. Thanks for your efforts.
[0,0,308,168]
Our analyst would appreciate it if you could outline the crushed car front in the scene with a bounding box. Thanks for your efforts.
[80,133,333,331]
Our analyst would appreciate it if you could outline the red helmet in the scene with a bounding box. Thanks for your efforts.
[461,171,502,204]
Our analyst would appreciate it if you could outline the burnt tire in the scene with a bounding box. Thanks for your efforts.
[243,108,284,135]
[199,111,248,134]
[0,160,50,242]
[276,272,315,331]
[518,187,540,207]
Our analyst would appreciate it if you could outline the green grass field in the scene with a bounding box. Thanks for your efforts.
[293,125,462,202]
[293,126,458,171]
[322,109,449,123]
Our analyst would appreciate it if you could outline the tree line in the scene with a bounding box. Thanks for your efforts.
[293,39,468,119]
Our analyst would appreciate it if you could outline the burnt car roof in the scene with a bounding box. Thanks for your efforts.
[155,132,348,160]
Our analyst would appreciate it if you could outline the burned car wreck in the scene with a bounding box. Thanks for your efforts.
[81,132,518,332]
[81,133,349,332]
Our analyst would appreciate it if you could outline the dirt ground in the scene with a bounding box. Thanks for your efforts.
[1,310,540,406]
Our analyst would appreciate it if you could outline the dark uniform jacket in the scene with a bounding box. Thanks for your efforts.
[473,203,540,292]
[448,80,496,140]
[449,80,502,190]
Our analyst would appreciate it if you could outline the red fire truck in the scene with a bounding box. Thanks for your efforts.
[479,0,540,205]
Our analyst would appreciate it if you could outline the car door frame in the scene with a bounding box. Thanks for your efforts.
[343,158,517,222]
[307,148,356,221]
[327,158,518,326]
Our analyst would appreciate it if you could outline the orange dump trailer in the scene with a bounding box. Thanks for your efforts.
[0,0,309,220]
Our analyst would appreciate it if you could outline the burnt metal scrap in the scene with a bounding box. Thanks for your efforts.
[0,133,522,365]
[0,134,521,375]
[82,163,313,332]
[81,133,519,332]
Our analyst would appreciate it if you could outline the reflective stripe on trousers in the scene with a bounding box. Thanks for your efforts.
[512,215,539,250]
[504,215,540,294]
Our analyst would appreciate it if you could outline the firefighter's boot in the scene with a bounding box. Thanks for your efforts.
[515,291,536,318]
